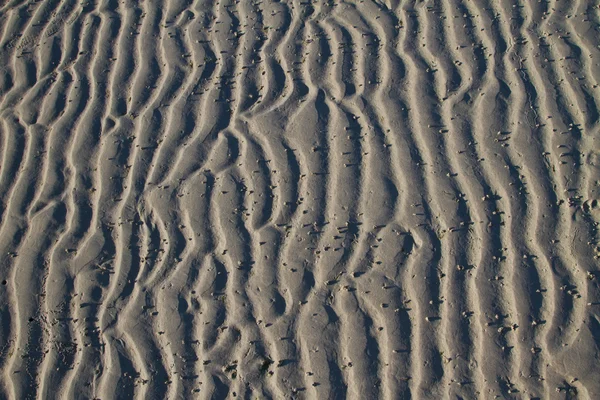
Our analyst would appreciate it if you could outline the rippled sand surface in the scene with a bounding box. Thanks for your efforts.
[0,1,599,399]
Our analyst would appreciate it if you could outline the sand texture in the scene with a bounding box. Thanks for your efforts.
[1,0,600,399]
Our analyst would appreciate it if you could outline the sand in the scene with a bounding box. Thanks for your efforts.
[0,0,599,399]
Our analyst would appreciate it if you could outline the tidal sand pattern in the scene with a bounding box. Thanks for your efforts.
[0,0,599,399]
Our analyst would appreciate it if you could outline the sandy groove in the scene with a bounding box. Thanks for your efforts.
[0,0,599,399]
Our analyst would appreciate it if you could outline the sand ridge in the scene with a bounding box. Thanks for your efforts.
[0,0,599,399]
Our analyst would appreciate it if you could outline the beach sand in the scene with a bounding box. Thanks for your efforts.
[0,0,599,398]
